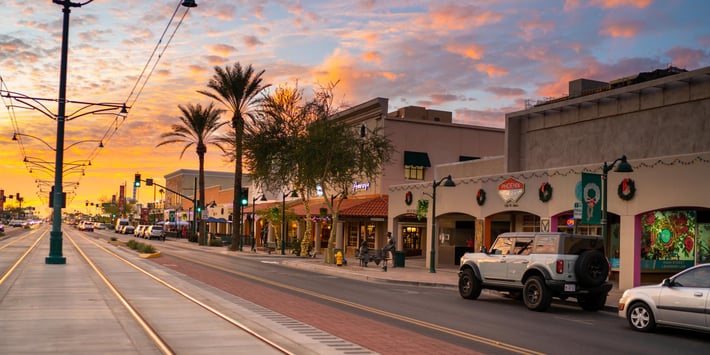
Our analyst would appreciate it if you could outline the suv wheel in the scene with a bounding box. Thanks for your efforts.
[577,292,607,311]
[574,250,608,287]
[627,302,656,332]
[458,269,482,299]
[523,276,552,311]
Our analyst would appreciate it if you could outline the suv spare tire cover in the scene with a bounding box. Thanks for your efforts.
[574,250,608,287]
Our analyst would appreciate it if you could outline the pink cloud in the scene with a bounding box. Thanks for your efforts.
[419,4,503,31]
[243,35,264,49]
[518,17,556,42]
[665,47,709,69]
[600,20,644,38]
[591,0,653,8]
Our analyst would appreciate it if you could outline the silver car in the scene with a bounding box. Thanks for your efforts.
[618,263,710,333]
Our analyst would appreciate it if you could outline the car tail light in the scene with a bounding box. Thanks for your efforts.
[556,259,564,274]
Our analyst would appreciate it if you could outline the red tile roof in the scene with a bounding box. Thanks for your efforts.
[283,195,389,218]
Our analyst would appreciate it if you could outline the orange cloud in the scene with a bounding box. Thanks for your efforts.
[445,43,485,60]
[362,51,382,65]
[475,63,508,77]
[207,44,237,57]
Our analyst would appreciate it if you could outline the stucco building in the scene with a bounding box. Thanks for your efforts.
[388,66,710,291]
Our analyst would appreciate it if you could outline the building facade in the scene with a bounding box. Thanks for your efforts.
[388,66,710,291]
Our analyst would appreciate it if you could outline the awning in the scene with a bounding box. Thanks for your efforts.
[404,151,431,167]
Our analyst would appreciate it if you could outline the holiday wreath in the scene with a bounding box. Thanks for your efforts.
[539,182,553,202]
[476,189,486,206]
[618,178,636,201]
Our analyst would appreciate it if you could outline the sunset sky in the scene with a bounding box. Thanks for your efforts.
[1,0,709,216]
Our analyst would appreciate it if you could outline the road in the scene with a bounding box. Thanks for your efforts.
[70,228,710,354]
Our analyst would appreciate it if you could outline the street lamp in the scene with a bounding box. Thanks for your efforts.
[429,175,456,273]
[281,189,299,255]
[601,155,633,243]
[252,194,267,251]
[13,132,104,151]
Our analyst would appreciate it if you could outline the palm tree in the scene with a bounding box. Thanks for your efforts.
[156,102,226,245]
[198,63,270,250]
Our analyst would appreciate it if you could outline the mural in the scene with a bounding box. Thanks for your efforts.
[640,210,696,270]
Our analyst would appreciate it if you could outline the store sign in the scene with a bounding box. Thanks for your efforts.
[498,178,525,205]
[352,181,370,193]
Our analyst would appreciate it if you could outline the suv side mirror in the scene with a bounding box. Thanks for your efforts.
[480,245,487,254]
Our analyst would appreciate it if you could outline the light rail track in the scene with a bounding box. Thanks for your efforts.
[1,226,368,354]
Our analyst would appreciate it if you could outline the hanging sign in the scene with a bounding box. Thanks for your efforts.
[498,178,525,206]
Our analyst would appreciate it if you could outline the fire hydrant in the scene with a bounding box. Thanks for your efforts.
[335,250,343,266]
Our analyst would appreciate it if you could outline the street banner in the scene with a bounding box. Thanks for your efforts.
[581,172,601,224]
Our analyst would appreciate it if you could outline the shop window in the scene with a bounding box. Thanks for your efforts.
[404,165,424,180]
[400,226,423,256]
[522,215,541,232]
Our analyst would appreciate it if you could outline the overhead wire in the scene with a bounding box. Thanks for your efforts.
[0,1,194,206]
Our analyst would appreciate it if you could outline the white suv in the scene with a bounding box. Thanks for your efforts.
[458,232,611,312]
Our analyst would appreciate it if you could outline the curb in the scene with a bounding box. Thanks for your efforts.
[139,251,161,259]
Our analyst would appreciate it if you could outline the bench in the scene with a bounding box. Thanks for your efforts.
[355,249,390,268]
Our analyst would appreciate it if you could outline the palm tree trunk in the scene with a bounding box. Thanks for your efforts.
[198,152,207,246]
[230,116,244,250]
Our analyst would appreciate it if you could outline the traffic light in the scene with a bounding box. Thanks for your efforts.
[240,188,249,207]
[196,206,202,213]
[146,178,153,186]
[239,188,249,207]
[134,173,141,187]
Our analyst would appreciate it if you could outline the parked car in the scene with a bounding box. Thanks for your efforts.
[458,232,611,312]
[122,225,135,235]
[0,223,4,232]
[619,263,710,333]
[146,225,164,240]
[9,220,23,227]
[134,225,147,238]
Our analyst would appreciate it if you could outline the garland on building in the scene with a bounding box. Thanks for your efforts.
[405,191,413,205]
[539,182,553,202]
[618,178,636,201]
[417,199,429,220]
[476,189,486,206]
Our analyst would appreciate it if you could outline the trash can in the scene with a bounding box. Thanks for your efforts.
[394,251,405,267]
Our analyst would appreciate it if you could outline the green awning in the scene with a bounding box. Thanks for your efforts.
[404,151,431,167]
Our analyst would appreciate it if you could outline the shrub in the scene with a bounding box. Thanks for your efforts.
[140,244,155,253]
[209,236,224,247]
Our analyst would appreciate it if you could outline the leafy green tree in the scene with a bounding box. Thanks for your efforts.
[245,83,394,261]
[156,102,226,245]
[199,63,270,250]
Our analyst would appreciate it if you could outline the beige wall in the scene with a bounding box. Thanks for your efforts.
[505,66,710,172]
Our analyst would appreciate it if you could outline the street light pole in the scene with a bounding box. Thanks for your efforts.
[601,155,633,243]
[429,175,455,273]
[281,190,298,255]
[47,0,82,264]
